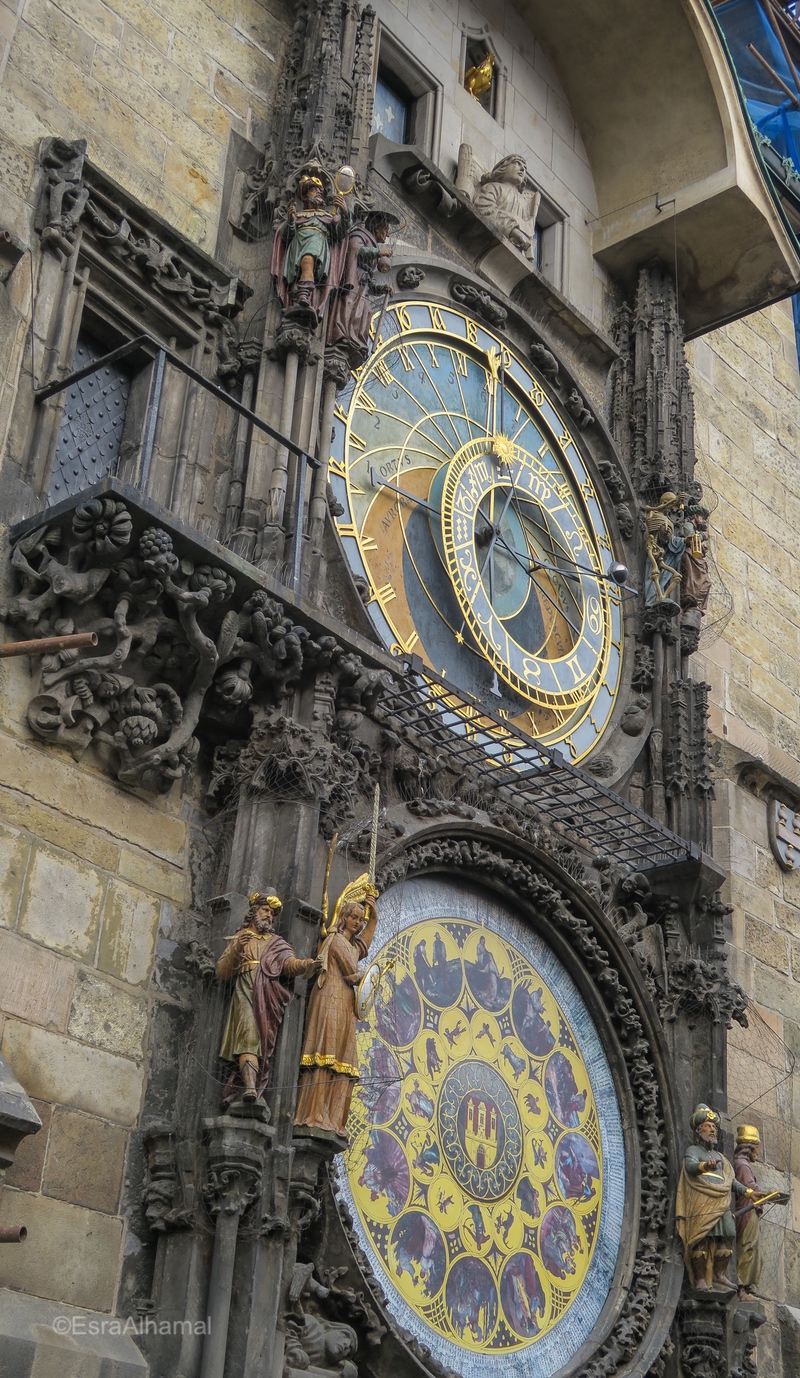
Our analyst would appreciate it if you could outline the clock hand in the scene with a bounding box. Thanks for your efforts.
[491,529,584,639]
[370,470,498,539]
[370,469,441,517]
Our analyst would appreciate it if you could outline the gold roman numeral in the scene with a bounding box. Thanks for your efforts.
[369,582,397,605]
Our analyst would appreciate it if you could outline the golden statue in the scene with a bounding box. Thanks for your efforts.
[294,873,379,1140]
[465,51,495,101]
[216,892,319,1106]
[734,1123,788,1295]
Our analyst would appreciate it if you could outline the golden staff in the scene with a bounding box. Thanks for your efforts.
[734,1188,786,1216]
[368,783,380,886]
[320,832,338,939]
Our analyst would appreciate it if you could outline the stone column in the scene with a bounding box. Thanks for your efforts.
[198,1117,272,1378]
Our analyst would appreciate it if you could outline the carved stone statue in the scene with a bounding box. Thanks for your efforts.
[456,147,541,260]
[734,1123,788,1296]
[271,165,349,325]
[294,875,379,1140]
[216,891,319,1107]
[675,1103,751,1290]
[39,136,89,252]
[285,1263,359,1378]
[680,498,712,615]
[643,491,685,608]
[326,210,397,369]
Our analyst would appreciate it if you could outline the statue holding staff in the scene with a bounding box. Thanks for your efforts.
[295,787,382,1140]
[734,1123,788,1296]
[216,891,320,1108]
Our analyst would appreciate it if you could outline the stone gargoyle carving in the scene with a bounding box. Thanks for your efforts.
[2,495,394,795]
[285,1262,359,1378]
[455,146,541,260]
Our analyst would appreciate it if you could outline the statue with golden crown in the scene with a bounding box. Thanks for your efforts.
[295,790,383,1142]
[216,890,320,1110]
[734,1123,789,1296]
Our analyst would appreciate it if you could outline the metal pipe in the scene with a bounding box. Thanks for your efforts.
[199,1211,239,1378]
[0,632,98,659]
[0,1226,27,1243]
[308,378,337,552]
[746,43,800,104]
[139,348,166,491]
[225,369,256,538]
[761,0,800,96]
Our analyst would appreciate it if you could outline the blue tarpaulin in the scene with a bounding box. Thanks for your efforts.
[716,0,800,360]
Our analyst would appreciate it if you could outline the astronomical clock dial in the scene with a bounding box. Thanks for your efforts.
[329,299,623,762]
[337,877,625,1378]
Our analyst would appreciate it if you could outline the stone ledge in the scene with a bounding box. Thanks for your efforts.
[0,1286,147,1378]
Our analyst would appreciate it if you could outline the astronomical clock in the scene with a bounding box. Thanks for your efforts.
[329,298,624,763]
[336,876,625,1378]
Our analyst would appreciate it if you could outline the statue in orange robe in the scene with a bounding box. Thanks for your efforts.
[295,875,378,1139]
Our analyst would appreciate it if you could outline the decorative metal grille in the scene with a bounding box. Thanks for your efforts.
[382,660,696,872]
[47,335,131,502]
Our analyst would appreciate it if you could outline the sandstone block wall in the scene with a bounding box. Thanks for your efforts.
[688,298,800,1360]
[0,644,217,1312]
[0,0,289,250]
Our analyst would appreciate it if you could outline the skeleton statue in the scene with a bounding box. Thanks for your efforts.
[456,146,541,260]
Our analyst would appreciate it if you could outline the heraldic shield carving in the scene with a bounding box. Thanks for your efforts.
[768,797,800,871]
[336,875,624,1378]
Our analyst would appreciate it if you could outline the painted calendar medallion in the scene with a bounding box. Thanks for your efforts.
[337,876,625,1378]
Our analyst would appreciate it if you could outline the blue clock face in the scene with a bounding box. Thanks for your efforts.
[329,299,623,762]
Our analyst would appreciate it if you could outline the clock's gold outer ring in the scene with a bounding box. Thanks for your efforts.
[439,438,612,711]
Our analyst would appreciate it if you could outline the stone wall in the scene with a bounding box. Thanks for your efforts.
[0,644,217,1314]
[0,0,290,250]
[688,298,800,1362]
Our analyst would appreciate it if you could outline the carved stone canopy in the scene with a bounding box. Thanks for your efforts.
[36,137,251,339]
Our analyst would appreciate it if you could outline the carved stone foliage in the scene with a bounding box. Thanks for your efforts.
[396,265,426,291]
[364,835,676,1378]
[2,488,395,798]
[235,712,382,839]
[36,138,249,329]
[262,1,376,222]
[610,263,696,497]
[662,954,748,1030]
[203,1118,269,1220]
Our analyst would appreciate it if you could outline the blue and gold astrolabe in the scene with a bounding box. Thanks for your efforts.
[344,918,604,1357]
[328,299,623,762]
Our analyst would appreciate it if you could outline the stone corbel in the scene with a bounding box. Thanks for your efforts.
[0,1052,42,1179]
